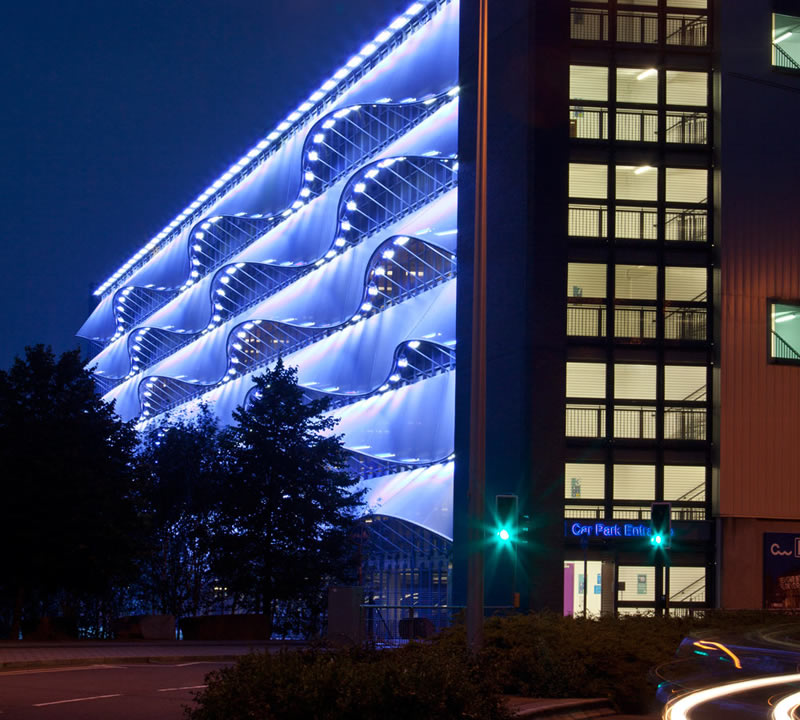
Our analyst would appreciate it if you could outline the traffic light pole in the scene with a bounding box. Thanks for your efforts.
[466,0,489,655]
[654,554,664,617]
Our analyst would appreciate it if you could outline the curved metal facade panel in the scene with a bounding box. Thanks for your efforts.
[86,0,459,542]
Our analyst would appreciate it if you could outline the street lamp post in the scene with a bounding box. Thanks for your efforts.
[466,0,489,655]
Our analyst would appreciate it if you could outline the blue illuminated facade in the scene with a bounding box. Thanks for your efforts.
[79,1,460,607]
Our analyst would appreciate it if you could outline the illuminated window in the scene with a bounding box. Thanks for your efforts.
[773,14,800,71]
[770,301,800,362]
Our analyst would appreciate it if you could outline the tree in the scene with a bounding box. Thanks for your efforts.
[135,407,225,620]
[0,345,140,638]
[211,359,364,635]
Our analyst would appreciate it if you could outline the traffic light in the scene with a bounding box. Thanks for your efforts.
[650,502,672,548]
[495,495,518,544]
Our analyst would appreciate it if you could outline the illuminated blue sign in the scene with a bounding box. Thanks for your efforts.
[565,520,676,540]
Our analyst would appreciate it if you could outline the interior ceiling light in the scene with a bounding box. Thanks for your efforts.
[634,165,654,175]
[636,68,658,80]
[775,31,792,43]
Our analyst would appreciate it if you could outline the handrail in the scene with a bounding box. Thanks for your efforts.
[665,13,707,42]
[663,291,707,322]
[670,575,705,602]
[675,481,705,503]
[772,330,800,360]
[664,111,705,135]
[664,198,708,227]
[774,43,800,71]
[668,385,707,404]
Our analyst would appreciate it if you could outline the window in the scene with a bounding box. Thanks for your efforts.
[615,364,656,400]
[567,362,606,398]
[773,14,800,71]
[570,65,608,102]
[770,301,800,362]
[666,168,707,204]
[617,68,658,104]
[665,267,707,341]
[617,165,657,202]
[666,71,708,106]
[568,263,607,337]
[613,464,655,501]
[664,365,705,401]
[615,265,657,339]
[664,465,705,503]
[570,163,608,199]
[565,463,604,499]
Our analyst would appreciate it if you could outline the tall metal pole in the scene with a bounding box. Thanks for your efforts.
[466,0,489,654]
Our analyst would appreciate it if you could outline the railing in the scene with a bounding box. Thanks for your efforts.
[615,206,657,241]
[569,204,608,238]
[570,8,608,41]
[665,206,707,242]
[617,12,658,44]
[774,43,800,71]
[770,330,800,360]
[675,481,706,503]
[616,109,658,142]
[362,605,456,645]
[612,505,653,520]
[566,404,607,438]
[666,13,708,47]
[614,405,656,439]
[771,331,800,361]
[570,106,609,139]
[664,306,707,341]
[567,303,606,337]
[670,576,706,603]
[670,505,707,521]
[665,111,708,145]
[615,305,657,339]
[664,406,706,440]
[564,505,606,519]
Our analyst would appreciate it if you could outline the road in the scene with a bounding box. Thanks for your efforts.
[0,661,229,719]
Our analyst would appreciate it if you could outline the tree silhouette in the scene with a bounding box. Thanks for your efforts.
[0,345,139,638]
[211,359,364,635]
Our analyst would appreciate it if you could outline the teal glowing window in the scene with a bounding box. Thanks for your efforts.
[770,302,800,362]
[773,14,800,71]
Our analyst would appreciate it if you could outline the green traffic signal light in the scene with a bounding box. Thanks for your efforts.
[651,533,663,546]
[498,528,511,541]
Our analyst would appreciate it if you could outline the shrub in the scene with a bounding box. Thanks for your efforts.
[436,610,800,713]
[186,643,512,720]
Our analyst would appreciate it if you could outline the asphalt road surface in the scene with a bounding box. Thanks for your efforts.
[0,661,230,719]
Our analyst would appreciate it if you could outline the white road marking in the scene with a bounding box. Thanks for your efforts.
[33,693,121,707]
[0,664,123,677]
[157,685,207,692]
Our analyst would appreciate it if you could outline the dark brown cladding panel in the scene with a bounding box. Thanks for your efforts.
[721,199,800,519]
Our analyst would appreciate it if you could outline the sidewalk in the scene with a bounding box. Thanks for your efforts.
[507,696,661,719]
[0,640,295,671]
[0,643,663,719]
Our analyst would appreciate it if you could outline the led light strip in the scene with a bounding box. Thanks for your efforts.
[94,0,435,298]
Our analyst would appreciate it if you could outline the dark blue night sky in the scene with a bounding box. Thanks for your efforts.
[0,0,410,370]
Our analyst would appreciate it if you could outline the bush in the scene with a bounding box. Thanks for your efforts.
[187,610,800,718]
[435,610,800,714]
[186,643,512,720]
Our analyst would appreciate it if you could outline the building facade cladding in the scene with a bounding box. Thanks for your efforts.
[455,0,716,614]
[717,0,800,610]
[78,1,461,604]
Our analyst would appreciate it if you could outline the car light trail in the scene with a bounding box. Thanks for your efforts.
[773,690,800,720]
[664,673,800,720]
[692,640,743,669]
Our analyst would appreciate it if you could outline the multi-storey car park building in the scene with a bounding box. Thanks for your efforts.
[80,0,800,618]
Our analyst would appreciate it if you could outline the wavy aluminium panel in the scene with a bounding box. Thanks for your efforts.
[81,0,459,542]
